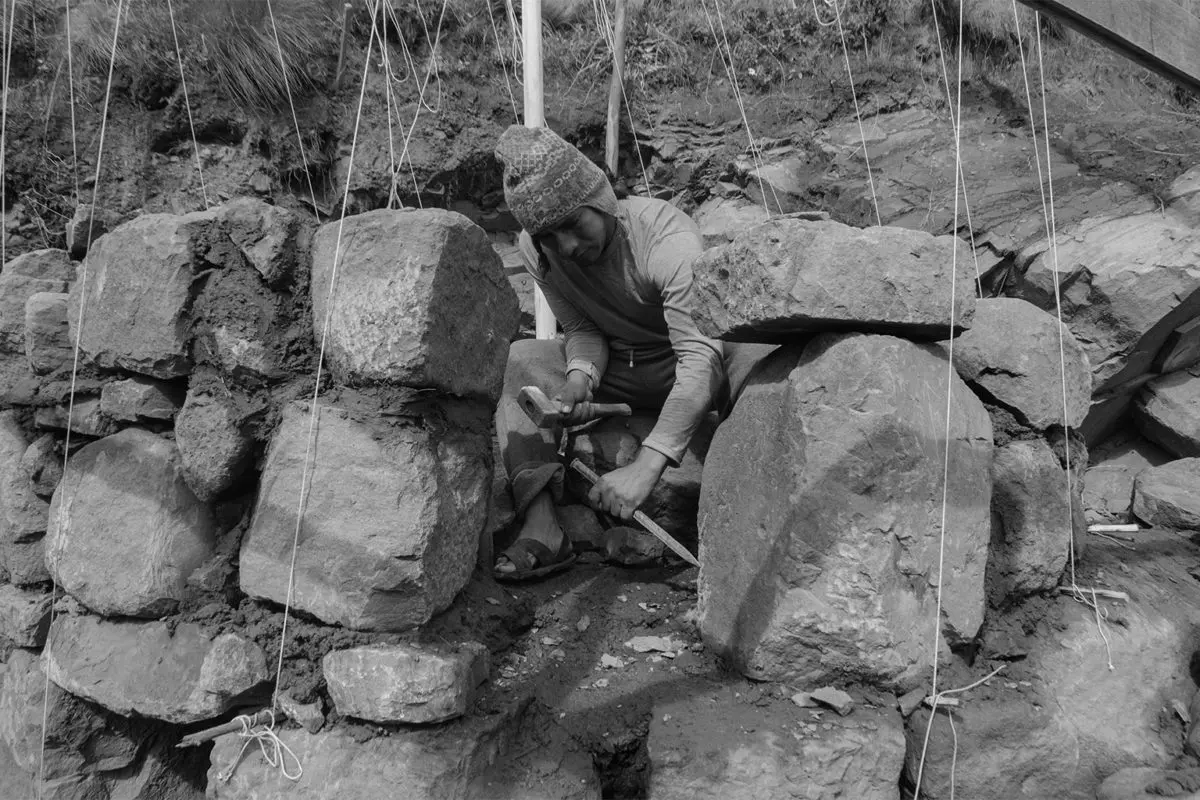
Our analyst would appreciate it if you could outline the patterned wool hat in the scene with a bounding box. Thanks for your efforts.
[495,125,620,235]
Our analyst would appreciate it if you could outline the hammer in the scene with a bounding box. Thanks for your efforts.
[517,385,632,429]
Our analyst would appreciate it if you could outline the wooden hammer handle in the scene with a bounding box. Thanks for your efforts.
[575,401,632,419]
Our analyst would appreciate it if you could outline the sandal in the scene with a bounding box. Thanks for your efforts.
[494,535,577,583]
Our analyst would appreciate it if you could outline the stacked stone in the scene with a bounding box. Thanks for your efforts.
[0,199,519,798]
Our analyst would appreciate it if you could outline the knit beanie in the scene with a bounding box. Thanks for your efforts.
[495,124,620,235]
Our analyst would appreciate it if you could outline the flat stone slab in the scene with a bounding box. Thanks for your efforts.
[240,398,491,631]
[99,377,183,422]
[1136,368,1200,458]
[647,689,905,799]
[699,334,992,690]
[311,208,519,402]
[1132,458,1200,530]
[950,297,1091,429]
[46,428,216,617]
[691,218,976,342]
[46,614,270,725]
[323,642,489,724]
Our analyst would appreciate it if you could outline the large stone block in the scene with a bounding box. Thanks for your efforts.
[100,377,184,422]
[1014,212,1200,393]
[23,292,72,376]
[69,212,216,378]
[648,691,905,800]
[909,530,1200,799]
[698,334,993,690]
[950,297,1091,429]
[1135,367,1200,457]
[215,197,308,287]
[46,614,270,724]
[691,218,976,343]
[311,209,519,401]
[987,439,1077,603]
[323,642,489,724]
[46,428,216,617]
[1132,458,1200,529]
[240,398,491,631]
[0,411,49,541]
[174,391,253,502]
[209,703,525,800]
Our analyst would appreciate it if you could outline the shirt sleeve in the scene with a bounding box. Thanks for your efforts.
[517,232,609,389]
[639,225,725,466]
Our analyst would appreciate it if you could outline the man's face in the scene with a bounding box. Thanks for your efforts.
[535,207,612,266]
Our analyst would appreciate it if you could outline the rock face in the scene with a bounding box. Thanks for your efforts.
[240,398,491,631]
[691,219,976,343]
[208,702,525,800]
[1081,434,1168,524]
[311,209,519,402]
[909,530,1200,800]
[46,614,270,725]
[70,212,214,378]
[1132,458,1200,529]
[647,691,905,800]
[0,584,52,646]
[1014,212,1200,393]
[950,297,1091,429]
[323,642,489,724]
[698,335,993,689]
[174,392,254,502]
[987,439,1077,603]
[46,428,216,618]
[0,411,49,540]
[1135,368,1200,457]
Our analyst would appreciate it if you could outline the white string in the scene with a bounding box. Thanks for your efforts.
[266,0,322,220]
[697,0,778,216]
[920,664,1006,798]
[487,0,520,120]
[39,1,128,795]
[379,5,400,207]
[218,712,304,783]
[166,0,210,208]
[815,0,882,225]
[913,0,965,794]
[393,0,452,210]
[269,0,380,716]
[927,0,983,295]
[65,0,80,202]
[1,0,17,268]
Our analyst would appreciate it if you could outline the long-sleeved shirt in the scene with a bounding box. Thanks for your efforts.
[517,197,724,465]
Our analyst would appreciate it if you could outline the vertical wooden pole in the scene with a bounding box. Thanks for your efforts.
[604,0,627,176]
[523,0,556,339]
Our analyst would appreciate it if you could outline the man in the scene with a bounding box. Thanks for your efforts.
[492,124,755,580]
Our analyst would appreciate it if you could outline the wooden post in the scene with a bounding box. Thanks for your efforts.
[523,0,556,340]
[604,0,627,176]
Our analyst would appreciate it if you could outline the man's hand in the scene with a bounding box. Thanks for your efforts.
[587,448,669,520]
[552,371,593,426]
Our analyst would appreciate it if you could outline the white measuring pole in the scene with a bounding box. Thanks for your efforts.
[522,0,557,340]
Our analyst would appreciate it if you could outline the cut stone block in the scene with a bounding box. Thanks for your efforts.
[46,614,270,724]
[1015,212,1200,393]
[323,642,489,724]
[1136,368,1200,458]
[648,691,905,800]
[21,433,63,497]
[46,428,216,617]
[100,377,184,422]
[0,249,72,354]
[987,439,1079,603]
[1083,434,1171,523]
[174,392,254,502]
[0,411,49,541]
[0,584,51,646]
[311,208,519,402]
[950,297,1091,429]
[70,211,216,378]
[1153,317,1200,374]
[240,398,491,631]
[691,218,976,343]
[1,539,49,586]
[698,334,993,690]
[1132,458,1200,530]
[24,292,72,376]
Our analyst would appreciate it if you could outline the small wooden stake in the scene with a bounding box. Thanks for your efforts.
[604,0,628,176]
[177,709,281,749]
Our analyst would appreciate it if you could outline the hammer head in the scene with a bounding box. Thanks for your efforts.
[518,385,560,428]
